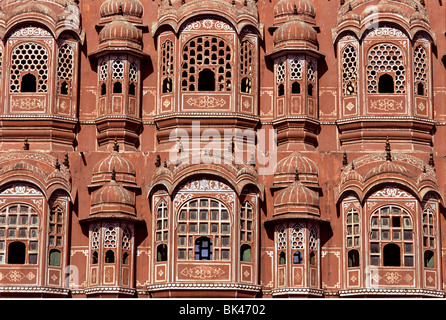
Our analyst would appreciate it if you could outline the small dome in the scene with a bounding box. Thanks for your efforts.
[99,16,142,45]
[364,159,413,181]
[92,151,137,186]
[274,0,315,24]
[274,151,318,187]
[100,0,144,19]
[359,1,409,21]
[340,165,363,185]
[90,179,135,216]
[92,180,135,207]
[274,180,319,216]
[273,18,318,47]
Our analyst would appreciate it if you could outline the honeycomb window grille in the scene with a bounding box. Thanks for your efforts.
[276,58,286,96]
[290,223,305,250]
[103,225,117,248]
[289,55,303,94]
[414,45,428,96]
[161,40,174,93]
[112,59,124,94]
[366,43,406,94]
[57,43,74,96]
[10,42,49,93]
[129,61,138,96]
[99,58,108,95]
[177,198,231,261]
[181,36,232,92]
[341,44,357,96]
[240,39,254,94]
[0,204,39,265]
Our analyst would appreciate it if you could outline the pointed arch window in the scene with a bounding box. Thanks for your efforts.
[369,206,413,267]
[161,39,174,93]
[341,44,357,96]
[414,44,428,96]
[10,42,49,93]
[181,36,232,92]
[240,39,254,94]
[57,43,74,96]
[177,198,230,260]
[0,204,39,264]
[367,43,405,94]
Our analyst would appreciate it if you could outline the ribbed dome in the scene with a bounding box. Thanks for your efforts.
[90,179,135,216]
[99,15,142,44]
[92,180,134,206]
[273,0,315,24]
[273,18,318,47]
[100,0,144,19]
[91,151,137,186]
[364,160,413,181]
[274,151,318,187]
[274,180,319,216]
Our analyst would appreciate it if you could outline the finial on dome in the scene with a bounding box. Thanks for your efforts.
[111,168,117,181]
[294,167,299,181]
[385,137,392,162]
[23,137,29,151]
[63,152,70,168]
[155,154,161,167]
[429,152,435,167]
[113,137,119,152]
[55,158,61,171]
[342,151,348,166]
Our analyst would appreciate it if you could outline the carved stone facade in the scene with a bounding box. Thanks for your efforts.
[0,0,444,299]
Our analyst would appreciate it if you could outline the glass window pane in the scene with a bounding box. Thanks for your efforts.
[392,207,401,215]
[29,253,38,264]
[30,228,38,238]
[371,217,378,227]
[0,216,5,225]
[29,241,38,251]
[221,249,230,260]
[31,216,38,225]
[381,217,389,227]
[405,243,412,253]
[370,242,379,253]
[210,200,219,207]
[221,236,230,247]
[189,223,197,233]
[178,249,186,259]
[404,231,413,240]
[370,255,379,266]
[8,229,16,238]
[200,199,208,207]
[200,210,208,220]
[393,230,401,240]
[211,223,218,233]
[8,215,17,225]
[190,210,197,220]
[0,228,5,237]
[221,223,230,234]
[19,216,27,225]
[382,230,389,240]
[199,223,208,233]
[404,255,413,266]
[221,210,229,220]
[19,229,27,238]
[210,210,219,220]
[20,205,29,213]
[404,218,411,227]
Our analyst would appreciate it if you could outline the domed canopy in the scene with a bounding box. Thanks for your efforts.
[273,180,319,217]
[273,18,318,49]
[99,15,142,46]
[273,0,315,25]
[90,179,135,216]
[274,151,319,188]
[100,0,143,22]
[91,151,137,188]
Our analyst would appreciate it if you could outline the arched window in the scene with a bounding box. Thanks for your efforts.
[240,39,254,94]
[113,81,122,94]
[348,249,359,267]
[123,252,129,265]
[195,236,212,260]
[21,73,37,92]
[0,204,39,265]
[49,249,61,266]
[424,250,434,268]
[370,205,413,267]
[240,244,251,262]
[155,201,168,262]
[198,69,215,91]
[414,45,427,96]
[105,249,115,263]
[181,36,232,92]
[157,243,168,262]
[307,83,313,96]
[10,42,49,93]
[378,74,394,93]
[8,241,26,264]
[92,251,98,265]
[57,43,74,96]
[112,59,124,94]
[278,83,284,96]
[279,251,286,265]
[309,251,316,265]
[293,251,302,264]
[99,59,108,95]
[161,39,174,93]
[367,43,405,94]
[291,82,301,94]
[342,44,357,96]
[178,198,230,260]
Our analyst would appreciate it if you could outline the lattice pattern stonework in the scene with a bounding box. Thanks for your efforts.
[367,43,406,93]
[57,43,74,95]
[181,36,232,92]
[413,45,427,95]
[10,42,49,93]
[342,44,357,95]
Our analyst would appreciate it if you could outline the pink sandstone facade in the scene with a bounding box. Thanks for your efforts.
[0,0,443,298]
